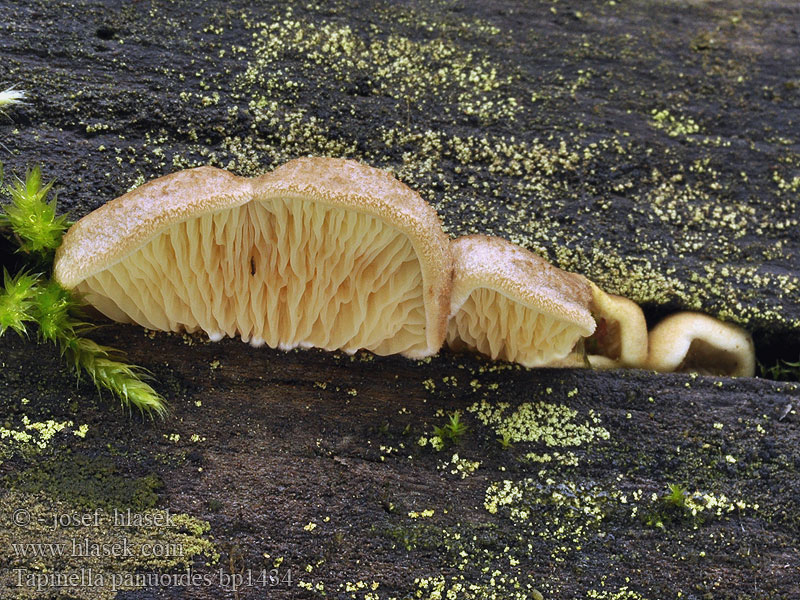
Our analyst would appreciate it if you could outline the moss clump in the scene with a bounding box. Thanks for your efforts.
[0,167,168,416]
[0,491,217,600]
[0,270,39,337]
[377,521,443,553]
[6,453,162,512]
[0,166,68,261]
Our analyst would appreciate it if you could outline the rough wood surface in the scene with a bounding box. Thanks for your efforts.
[1,1,799,599]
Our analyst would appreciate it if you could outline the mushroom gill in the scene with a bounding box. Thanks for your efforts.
[446,235,595,367]
[646,311,756,377]
[54,158,452,358]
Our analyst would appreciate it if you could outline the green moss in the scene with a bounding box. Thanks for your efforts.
[6,453,162,512]
[0,491,217,600]
[0,271,39,337]
[0,166,68,260]
[377,521,443,553]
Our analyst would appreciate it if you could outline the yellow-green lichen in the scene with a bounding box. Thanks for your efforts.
[439,453,481,479]
[468,399,610,447]
[1,415,89,462]
[650,109,701,138]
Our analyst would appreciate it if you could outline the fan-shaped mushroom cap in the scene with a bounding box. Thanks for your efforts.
[446,235,595,367]
[54,158,452,358]
[581,279,649,369]
[646,312,755,377]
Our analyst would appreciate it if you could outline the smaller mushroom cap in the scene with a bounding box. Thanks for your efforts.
[446,235,595,367]
[582,278,649,369]
[646,311,755,377]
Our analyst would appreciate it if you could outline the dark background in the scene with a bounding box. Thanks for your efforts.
[1,1,799,598]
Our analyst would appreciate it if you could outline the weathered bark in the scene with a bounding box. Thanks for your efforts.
[1,1,799,599]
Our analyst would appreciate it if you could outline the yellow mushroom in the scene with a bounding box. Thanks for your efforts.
[582,279,649,369]
[446,235,595,367]
[54,158,452,358]
[646,311,755,377]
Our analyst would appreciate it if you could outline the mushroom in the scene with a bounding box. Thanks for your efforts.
[54,158,452,358]
[543,346,591,368]
[581,279,649,369]
[646,311,755,377]
[445,235,595,367]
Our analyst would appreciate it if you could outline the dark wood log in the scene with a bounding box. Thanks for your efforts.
[1,1,799,598]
